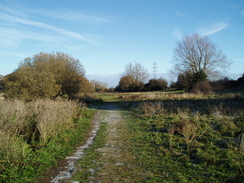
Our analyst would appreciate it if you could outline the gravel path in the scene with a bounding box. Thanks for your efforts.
[49,108,102,183]
[49,103,143,183]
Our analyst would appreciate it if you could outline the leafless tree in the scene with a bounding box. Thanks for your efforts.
[122,62,149,84]
[91,80,108,92]
[172,33,231,78]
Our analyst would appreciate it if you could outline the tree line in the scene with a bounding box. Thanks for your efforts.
[0,33,243,99]
[114,62,168,92]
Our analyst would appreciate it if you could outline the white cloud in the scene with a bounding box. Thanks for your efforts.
[172,28,183,39]
[237,58,244,62]
[0,26,68,49]
[0,2,111,49]
[198,21,229,36]
[36,10,113,24]
[0,12,99,45]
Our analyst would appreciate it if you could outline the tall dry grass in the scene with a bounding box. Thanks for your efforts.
[136,101,164,117]
[0,99,85,160]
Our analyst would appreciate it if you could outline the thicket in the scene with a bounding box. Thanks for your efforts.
[115,77,168,92]
[211,74,244,90]
[0,99,95,182]
[172,72,244,93]
[2,52,94,100]
[129,98,244,182]
[144,78,168,91]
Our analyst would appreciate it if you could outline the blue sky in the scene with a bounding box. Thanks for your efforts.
[0,0,243,87]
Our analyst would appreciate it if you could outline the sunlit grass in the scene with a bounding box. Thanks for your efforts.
[93,92,119,102]
[93,88,244,103]
[128,98,244,182]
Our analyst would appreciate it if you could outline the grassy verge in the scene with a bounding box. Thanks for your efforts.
[127,99,244,182]
[0,99,96,183]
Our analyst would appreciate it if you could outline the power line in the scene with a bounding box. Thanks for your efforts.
[153,62,158,79]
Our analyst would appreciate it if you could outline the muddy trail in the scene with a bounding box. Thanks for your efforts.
[42,103,145,183]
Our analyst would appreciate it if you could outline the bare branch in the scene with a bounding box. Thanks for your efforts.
[172,33,231,78]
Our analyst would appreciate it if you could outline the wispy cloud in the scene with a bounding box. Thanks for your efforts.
[36,9,113,24]
[0,26,67,49]
[175,11,185,18]
[0,27,21,48]
[198,21,229,36]
[0,3,28,17]
[0,1,111,51]
[0,12,100,45]
[172,28,183,39]
[0,50,28,58]
[237,58,244,62]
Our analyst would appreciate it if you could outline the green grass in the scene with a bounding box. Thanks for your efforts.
[72,121,108,182]
[73,110,147,182]
[127,99,244,182]
[92,88,243,103]
[0,108,96,183]
[93,92,119,102]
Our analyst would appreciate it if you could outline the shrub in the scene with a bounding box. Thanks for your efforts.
[145,78,168,91]
[192,81,212,94]
[3,52,93,100]
[135,102,164,117]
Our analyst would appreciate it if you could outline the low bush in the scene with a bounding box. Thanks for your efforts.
[192,81,213,94]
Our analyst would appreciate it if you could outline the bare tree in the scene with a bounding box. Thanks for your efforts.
[122,62,149,84]
[172,33,231,78]
[116,62,149,91]
[91,80,108,92]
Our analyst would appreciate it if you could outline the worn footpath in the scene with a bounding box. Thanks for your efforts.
[49,103,145,183]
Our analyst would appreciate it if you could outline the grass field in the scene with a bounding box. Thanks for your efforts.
[94,88,244,102]
[92,89,244,182]
[126,99,244,182]
[1,88,243,182]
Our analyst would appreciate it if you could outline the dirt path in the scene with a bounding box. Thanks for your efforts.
[49,103,145,183]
